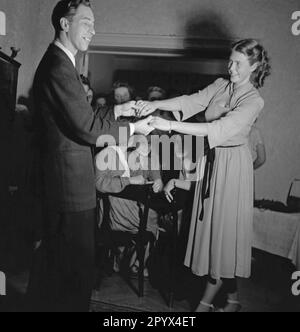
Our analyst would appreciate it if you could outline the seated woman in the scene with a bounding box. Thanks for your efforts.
[163,135,203,234]
[113,81,135,105]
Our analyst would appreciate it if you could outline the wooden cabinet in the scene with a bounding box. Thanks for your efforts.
[0,50,21,256]
[0,50,21,137]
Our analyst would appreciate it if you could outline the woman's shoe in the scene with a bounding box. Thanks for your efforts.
[216,299,242,312]
[195,301,215,312]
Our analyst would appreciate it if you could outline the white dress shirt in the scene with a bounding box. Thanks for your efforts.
[54,40,76,67]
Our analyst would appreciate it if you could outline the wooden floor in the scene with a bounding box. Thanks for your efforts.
[90,265,299,312]
[1,250,300,312]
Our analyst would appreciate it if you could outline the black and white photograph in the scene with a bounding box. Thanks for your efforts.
[0,0,299,314]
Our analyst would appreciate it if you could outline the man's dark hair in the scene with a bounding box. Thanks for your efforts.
[52,0,91,36]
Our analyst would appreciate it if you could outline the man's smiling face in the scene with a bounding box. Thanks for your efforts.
[66,4,95,54]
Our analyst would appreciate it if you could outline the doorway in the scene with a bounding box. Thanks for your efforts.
[88,50,229,99]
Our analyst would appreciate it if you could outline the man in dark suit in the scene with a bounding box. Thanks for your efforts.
[28,0,153,312]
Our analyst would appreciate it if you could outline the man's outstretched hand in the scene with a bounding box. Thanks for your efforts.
[114,101,137,118]
[135,100,158,118]
[133,116,154,136]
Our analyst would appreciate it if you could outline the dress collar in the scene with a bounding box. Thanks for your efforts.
[230,80,253,95]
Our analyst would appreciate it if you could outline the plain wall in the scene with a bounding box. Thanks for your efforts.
[0,0,57,97]
[0,0,299,202]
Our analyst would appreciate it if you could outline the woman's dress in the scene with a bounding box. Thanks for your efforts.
[173,78,264,279]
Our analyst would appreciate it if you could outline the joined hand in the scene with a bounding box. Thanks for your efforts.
[135,100,158,118]
[150,116,172,132]
[133,116,155,136]
[115,101,138,118]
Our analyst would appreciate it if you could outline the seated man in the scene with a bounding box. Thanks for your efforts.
[95,93,108,108]
[95,135,163,236]
[95,135,163,273]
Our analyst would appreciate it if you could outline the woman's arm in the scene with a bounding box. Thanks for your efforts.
[137,78,226,119]
[171,121,209,137]
[174,179,192,191]
[164,179,192,203]
[150,116,209,137]
[152,95,264,149]
[136,98,182,117]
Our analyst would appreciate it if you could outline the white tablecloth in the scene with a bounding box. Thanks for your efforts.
[253,208,300,269]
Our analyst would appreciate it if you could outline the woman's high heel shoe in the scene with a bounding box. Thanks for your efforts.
[216,299,242,312]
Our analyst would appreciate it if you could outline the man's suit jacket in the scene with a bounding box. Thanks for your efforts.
[33,44,130,214]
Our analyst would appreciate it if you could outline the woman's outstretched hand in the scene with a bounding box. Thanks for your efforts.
[135,101,158,118]
[150,116,172,132]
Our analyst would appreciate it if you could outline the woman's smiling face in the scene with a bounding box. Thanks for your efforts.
[228,50,257,86]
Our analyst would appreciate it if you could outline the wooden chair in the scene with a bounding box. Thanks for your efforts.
[96,185,155,297]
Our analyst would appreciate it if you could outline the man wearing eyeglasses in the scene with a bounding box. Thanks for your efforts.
[29,0,153,312]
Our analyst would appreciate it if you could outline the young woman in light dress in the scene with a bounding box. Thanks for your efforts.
[136,39,271,312]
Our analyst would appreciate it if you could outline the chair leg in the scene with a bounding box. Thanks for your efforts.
[136,238,145,297]
[168,211,178,308]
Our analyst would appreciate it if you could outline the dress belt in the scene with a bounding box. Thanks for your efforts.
[199,138,215,221]
[216,144,245,148]
[199,141,244,221]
